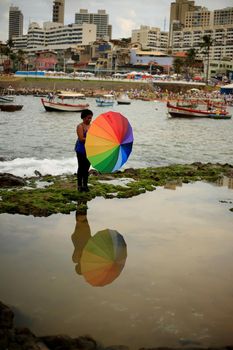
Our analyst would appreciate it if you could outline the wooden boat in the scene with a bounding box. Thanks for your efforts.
[176,100,198,108]
[96,94,114,107]
[167,102,231,119]
[57,91,86,99]
[0,104,23,112]
[117,94,131,105]
[0,96,14,103]
[41,98,89,112]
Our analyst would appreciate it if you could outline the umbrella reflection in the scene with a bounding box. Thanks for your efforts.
[71,201,127,286]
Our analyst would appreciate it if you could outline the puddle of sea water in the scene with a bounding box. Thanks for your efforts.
[0,180,233,349]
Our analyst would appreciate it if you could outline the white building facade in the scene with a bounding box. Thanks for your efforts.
[75,9,111,40]
[13,22,97,52]
[131,26,168,52]
[171,6,233,60]
[172,25,233,60]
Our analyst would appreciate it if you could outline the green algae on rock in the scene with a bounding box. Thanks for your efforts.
[0,163,233,217]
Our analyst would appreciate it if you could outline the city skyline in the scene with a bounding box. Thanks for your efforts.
[0,0,233,43]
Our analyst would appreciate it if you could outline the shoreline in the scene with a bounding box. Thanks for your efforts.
[0,163,233,216]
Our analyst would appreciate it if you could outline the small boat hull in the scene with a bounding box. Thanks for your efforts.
[0,104,23,111]
[96,99,114,107]
[117,100,131,105]
[96,94,114,107]
[41,99,89,112]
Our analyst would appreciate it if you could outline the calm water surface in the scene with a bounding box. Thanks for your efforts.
[0,180,233,348]
[0,95,232,176]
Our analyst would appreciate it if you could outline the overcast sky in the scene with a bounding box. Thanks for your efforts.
[0,0,232,42]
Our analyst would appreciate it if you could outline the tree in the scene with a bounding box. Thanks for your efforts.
[0,39,15,72]
[6,39,14,49]
[9,52,17,72]
[185,48,197,78]
[200,35,214,84]
[173,57,184,76]
[16,49,26,70]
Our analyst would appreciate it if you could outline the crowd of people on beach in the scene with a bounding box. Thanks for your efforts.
[2,85,233,105]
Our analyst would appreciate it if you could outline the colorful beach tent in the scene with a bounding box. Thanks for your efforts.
[80,229,127,286]
[85,111,133,173]
[220,83,233,95]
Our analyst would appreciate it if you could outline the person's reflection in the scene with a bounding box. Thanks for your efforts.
[164,180,183,190]
[71,201,91,275]
[71,201,127,286]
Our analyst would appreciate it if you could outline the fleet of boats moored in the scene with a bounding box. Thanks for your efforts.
[0,88,232,120]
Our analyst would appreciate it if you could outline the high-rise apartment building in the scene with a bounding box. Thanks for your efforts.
[185,7,212,28]
[53,0,65,24]
[171,4,233,60]
[169,0,198,45]
[172,25,233,60]
[214,7,233,26]
[184,7,233,28]
[8,6,23,40]
[75,9,111,39]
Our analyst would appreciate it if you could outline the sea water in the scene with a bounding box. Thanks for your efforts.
[0,95,233,176]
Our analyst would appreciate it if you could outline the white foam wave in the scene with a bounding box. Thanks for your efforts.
[0,157,77,177]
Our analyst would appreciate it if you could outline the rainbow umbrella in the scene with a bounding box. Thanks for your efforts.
[80,229,127,287]
[85,111,133,173]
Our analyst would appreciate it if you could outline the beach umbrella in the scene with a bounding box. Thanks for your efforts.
[85,111,133,173]
[80,229,127,286]
[193,76,203,81]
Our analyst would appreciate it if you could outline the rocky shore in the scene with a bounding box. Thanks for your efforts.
[0,163,233,217]
[1,301,233,350]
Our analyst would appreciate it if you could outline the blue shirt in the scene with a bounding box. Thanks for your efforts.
[75,129,87,154]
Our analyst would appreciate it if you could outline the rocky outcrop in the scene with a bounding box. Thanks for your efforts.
[0,301,106,350]
[0,173,26,187]
[0,301,14,329]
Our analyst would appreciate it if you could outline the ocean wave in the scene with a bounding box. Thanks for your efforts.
[0,157,77,177]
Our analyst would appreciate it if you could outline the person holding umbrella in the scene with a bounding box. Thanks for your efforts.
[75,109,93,192]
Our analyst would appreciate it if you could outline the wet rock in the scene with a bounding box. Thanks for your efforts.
[34,170,42,177]
[0,301,14,329]
[0,173,26,187]
[14,327,41,350]
[0,302,14,349]
[0,302,44,350]
[40,334,103,350]
[179,338,201,346]
[191,161,203,167]
[40,335,76,349]
[89,169,99,176]
[105,346,129,350]
[75,335,101,350]
[123,168,138,176]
